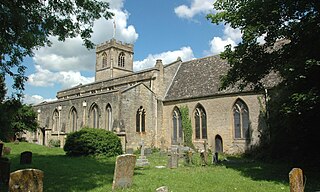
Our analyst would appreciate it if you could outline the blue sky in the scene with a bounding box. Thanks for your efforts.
[10,0,244,104]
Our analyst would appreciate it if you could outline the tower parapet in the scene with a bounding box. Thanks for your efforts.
[95,39,134,81]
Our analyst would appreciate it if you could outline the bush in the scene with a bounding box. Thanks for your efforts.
[63,128,122,157]
[48,139,60,148]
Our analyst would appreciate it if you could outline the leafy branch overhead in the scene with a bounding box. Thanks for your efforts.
[207,0,320,161]
[0,0,113,92]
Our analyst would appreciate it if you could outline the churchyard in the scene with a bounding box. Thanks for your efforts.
[1,142,319,191]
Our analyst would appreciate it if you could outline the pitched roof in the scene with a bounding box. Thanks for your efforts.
[165,55,231,101]
[164,55,280,101]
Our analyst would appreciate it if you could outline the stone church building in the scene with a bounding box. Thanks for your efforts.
[29,38,273,154]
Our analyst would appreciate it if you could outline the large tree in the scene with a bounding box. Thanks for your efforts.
[207,1,320,162]
[0,0,113,95]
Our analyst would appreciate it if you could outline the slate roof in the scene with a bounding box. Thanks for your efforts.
[165,55,230,101]
[164,55,280,101]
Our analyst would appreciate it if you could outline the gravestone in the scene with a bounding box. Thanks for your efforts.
[167,146,179,168]
[126,148,134,154]
[145,148,152,156]
[112,154,136,190]
[0,143,3,157]
[156,186,169,192]
[289,168,304,192]
[136,140,150,166]
[212,152,219,164]
[9,169,44,192]
[3,147,11,156]
[20,151,32,164]
[0,157,10,189]
[200,150,208,165]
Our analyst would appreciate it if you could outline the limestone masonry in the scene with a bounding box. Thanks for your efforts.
[26,38,277,154]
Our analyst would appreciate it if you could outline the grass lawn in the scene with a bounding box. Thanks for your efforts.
[1,142,319,192]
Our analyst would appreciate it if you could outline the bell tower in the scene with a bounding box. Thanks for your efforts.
[95,39,134,81]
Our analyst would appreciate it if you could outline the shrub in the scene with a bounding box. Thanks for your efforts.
[63,128,122,157]
[49,139,60,148]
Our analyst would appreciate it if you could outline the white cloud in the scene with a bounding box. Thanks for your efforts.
[209,37,237,55]
[28,0,138,92]
[207,24,242,55]
[174,0,215,19]
[133,47,195,71]
[23,94,57,105]
[28,65,94,89]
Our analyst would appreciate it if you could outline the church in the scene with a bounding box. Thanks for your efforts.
[29,38,276,154]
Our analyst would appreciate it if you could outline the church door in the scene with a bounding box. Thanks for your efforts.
[215,135,223,153]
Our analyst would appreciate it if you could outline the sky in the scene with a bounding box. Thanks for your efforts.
[11,0,245,105]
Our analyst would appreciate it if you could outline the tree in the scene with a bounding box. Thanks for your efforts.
[0,0,113,95]
[207,1,320,162]
[0,99,38,141]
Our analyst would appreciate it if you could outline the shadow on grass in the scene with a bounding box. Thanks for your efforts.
[220,156,320,191]
[7,153,115,192]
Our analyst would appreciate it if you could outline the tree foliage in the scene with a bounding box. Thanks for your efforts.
[0,0,113,94]
[0,99,38,141]
[207,0,320,162]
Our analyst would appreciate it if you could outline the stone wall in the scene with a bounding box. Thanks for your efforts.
[162,93,266,154]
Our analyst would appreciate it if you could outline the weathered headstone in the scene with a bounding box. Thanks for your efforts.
[126,148,134,154]
[20,151,32,164]
[0,143,3,157]
[156,186,169,192]
[136,140,150,166]
[3,147,11,156]
[9,169,44,192]
[167,146,179,168]
[212,152,219,164]
[145,148,152,156]
[200,150,208,166]
[0,157,11,189]
[112,154,136,190]
[289,168,304,192]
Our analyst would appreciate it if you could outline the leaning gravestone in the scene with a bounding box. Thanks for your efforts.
[20,151,32,164]
[289,168,304,192]
[9,169,44,192]
[112,154,136,190]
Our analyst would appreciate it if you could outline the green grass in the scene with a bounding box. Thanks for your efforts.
[1,142,320,192]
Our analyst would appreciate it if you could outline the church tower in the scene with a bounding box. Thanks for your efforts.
[95,39,134,81]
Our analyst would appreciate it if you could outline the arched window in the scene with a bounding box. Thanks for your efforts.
[233,99,250,139]
[172,107,183,144]
[70,107,77,132]
[52,110,59,131]
[102,53,107,68]
[105,104,112,131]
[194,104,207,139]
[136,106,145,132]
[118,52,125,67]
[90,104,99,128]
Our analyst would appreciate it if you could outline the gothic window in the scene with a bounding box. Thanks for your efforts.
[90,104,99,128]
[102,53,107,68]
[70,107,77,132]
[105,104,112,131]
[194,104,207,139]
[172,107,183,144]
[136,106,146,132]
[233,99,250,139]
[52,110,59,132]
[118,52,125,67]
